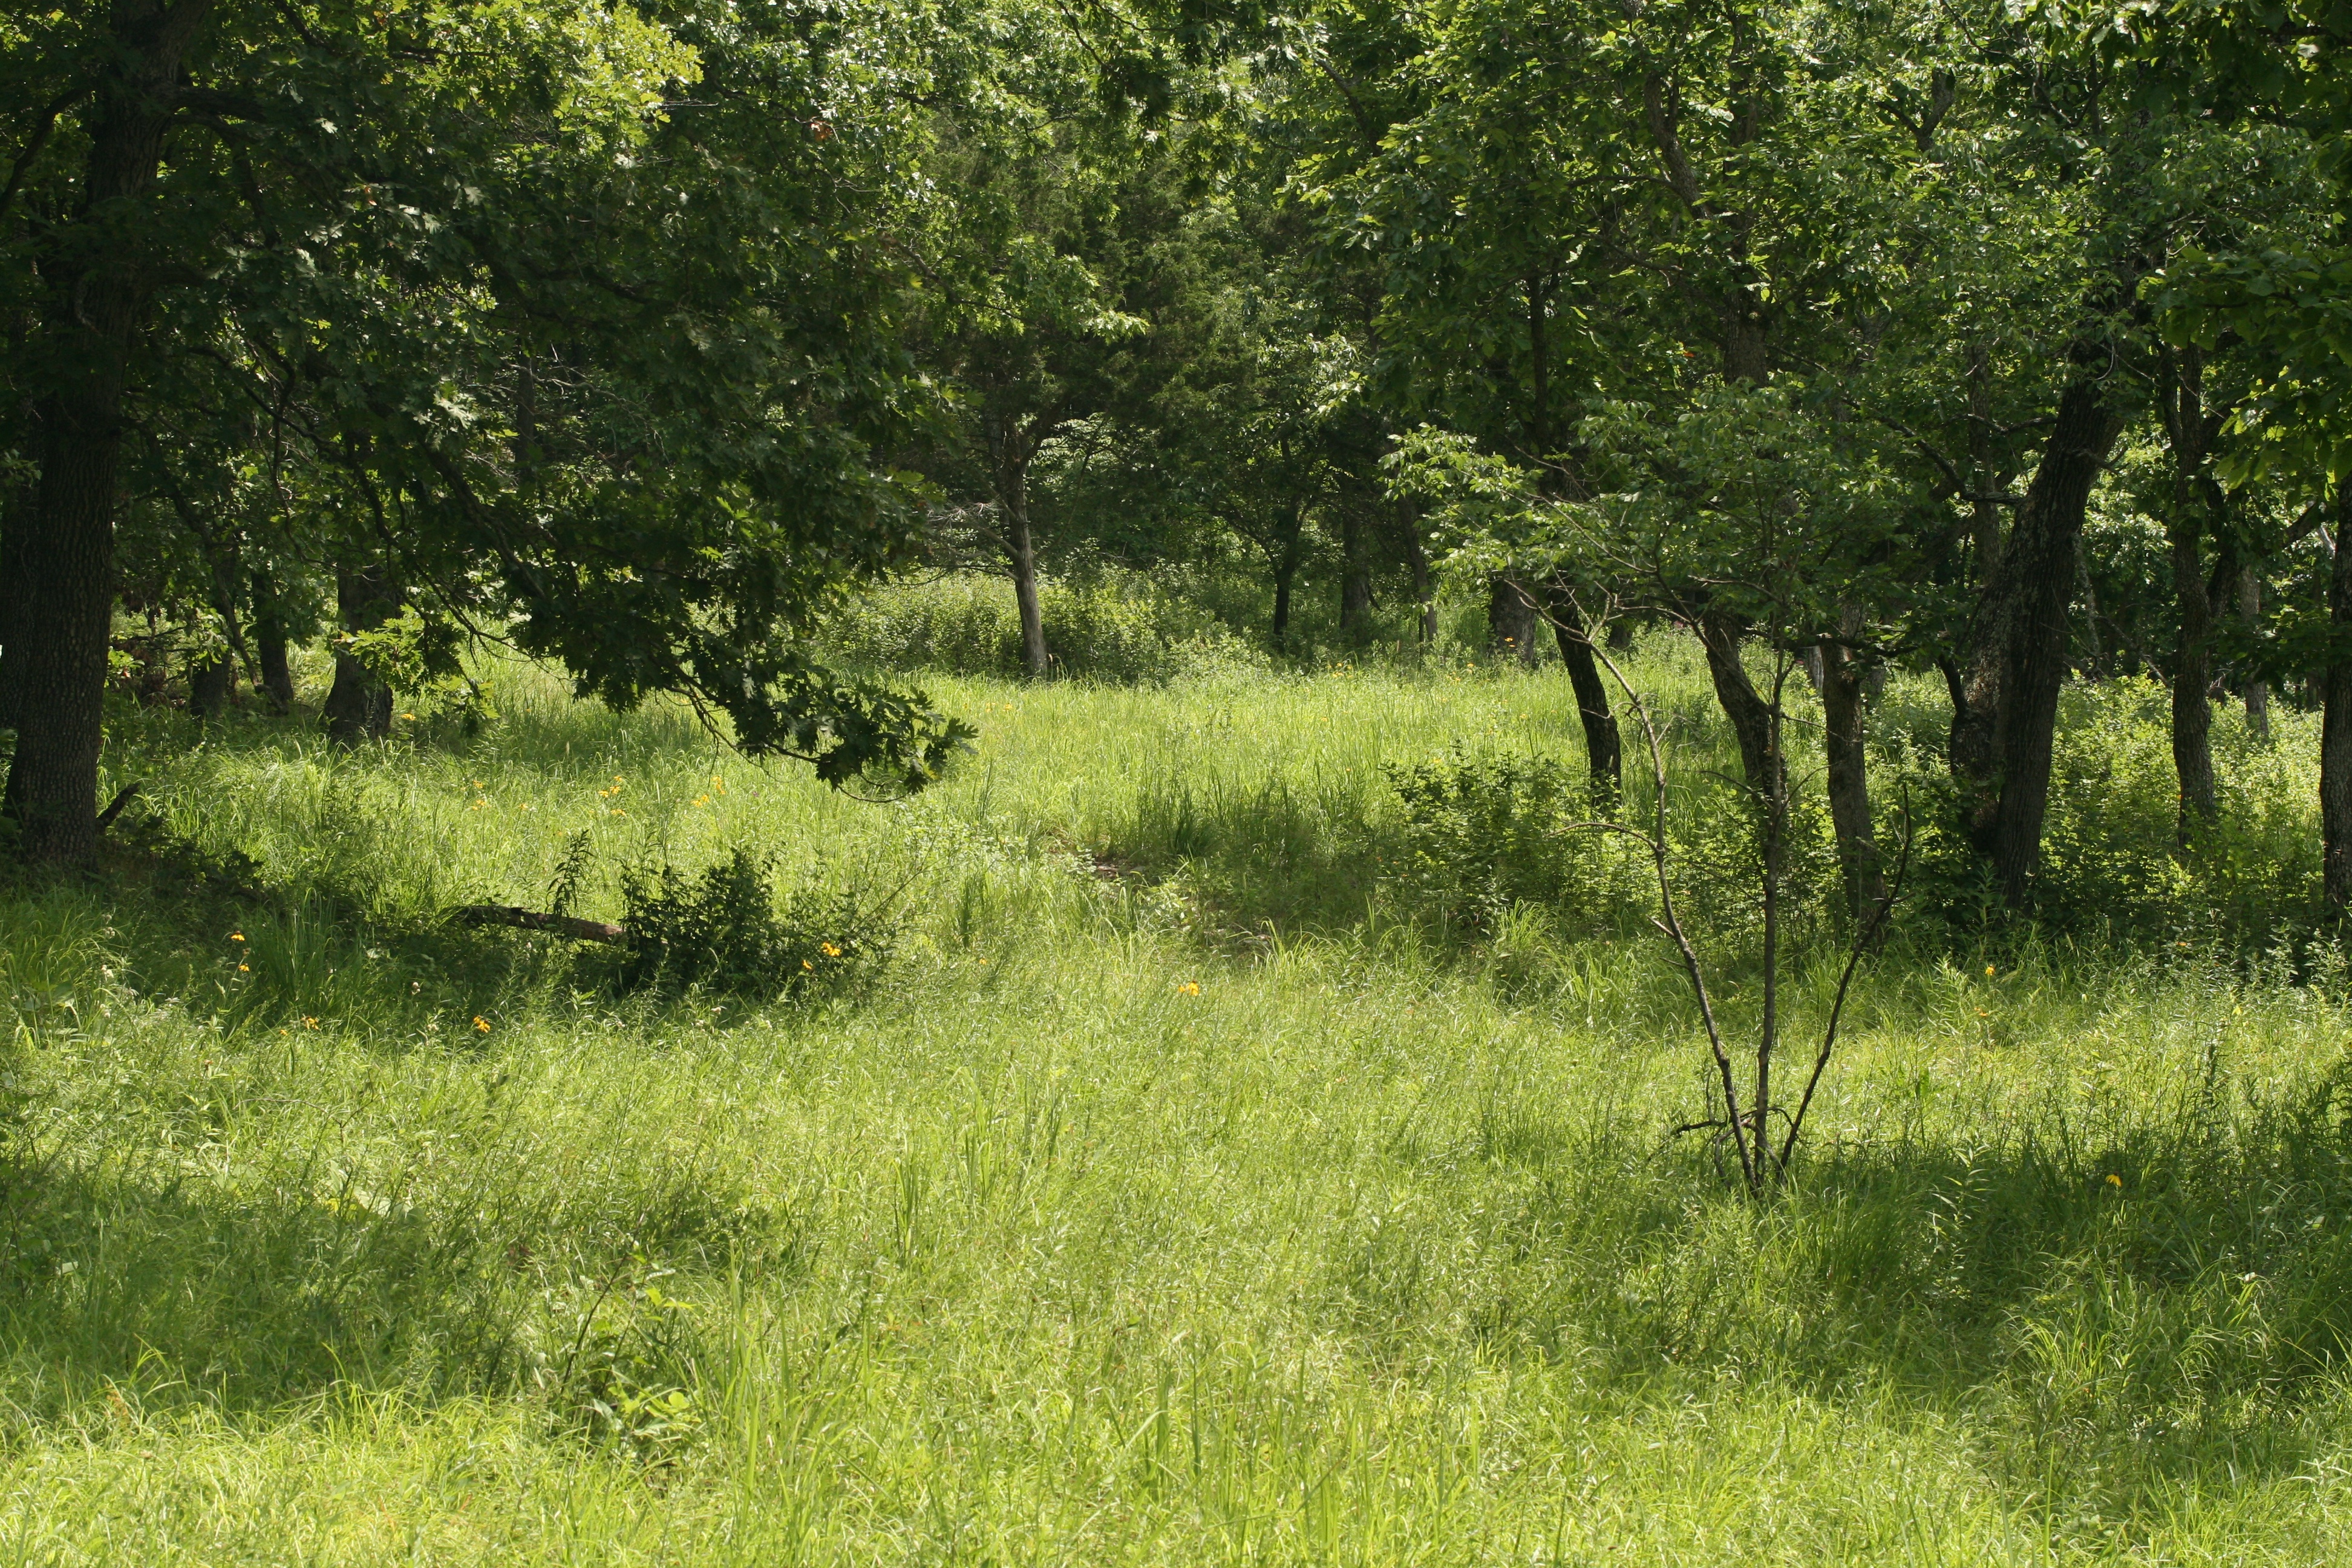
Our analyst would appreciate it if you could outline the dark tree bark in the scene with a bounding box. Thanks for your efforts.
[1820,619,1883,924]
[2241,568,2270,743]
[322,561,396,745]
[1488,577,1541,665]
[1,1,215,861]
[1547,581,1621,805]
[1947,371,2126,904]
[1338,509,1374,642]
[188,649,235,718]
[2160,345,2223,836]
[2324,482,2352,909]
[0,474,29,733]
[1268,500,1305,647]
[1696,609,1777,795]
[250,568,295,712]
[1399,511,1437,644]
[982,411,1049,676]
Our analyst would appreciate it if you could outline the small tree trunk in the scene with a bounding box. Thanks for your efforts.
[0,476,28,733]
[1696,609,1777,795]
[1399,511,1437,644]
[984,413,1048,676]
[322,563,395,745]
[251,569,295,712]
[1547,581,1621,806]
[2163,345,2218,835]
[2323,482,2352,910]
[2241,569,2270,743]
[1005,497,1047,676]
[1339,510,1374,642]
[1488,577,1540,666]
[188,652,235,719]
[1820,627,1883,925]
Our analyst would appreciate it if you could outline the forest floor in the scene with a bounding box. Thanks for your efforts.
[4,649,2351,1564]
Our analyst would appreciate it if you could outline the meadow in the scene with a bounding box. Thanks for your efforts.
[3,624,2351,1565]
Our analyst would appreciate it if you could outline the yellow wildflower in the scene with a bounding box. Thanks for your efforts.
[229,931,246,942]
[473,1016,491,1034]
[821,942,841,957]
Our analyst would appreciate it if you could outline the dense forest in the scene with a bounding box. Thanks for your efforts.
[9,3,2352,1562]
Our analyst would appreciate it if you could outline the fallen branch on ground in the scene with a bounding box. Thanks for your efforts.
[452,904,627,944]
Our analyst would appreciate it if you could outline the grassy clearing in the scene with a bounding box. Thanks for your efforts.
[4,644,2352,1564]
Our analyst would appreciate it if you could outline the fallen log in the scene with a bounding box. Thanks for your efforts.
[452,904,629,944]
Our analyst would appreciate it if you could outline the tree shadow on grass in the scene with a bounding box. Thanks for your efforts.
[0,1106,786,1425]
[1340,1063,2352,1529]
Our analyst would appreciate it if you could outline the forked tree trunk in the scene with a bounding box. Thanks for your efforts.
[1947,370,2125,903]
[322,563,396,745]
[2324,482,2352,910]
[1,1,214,861]
[1547,581,1621,806]
[1820,622,1883,924]
[1004,495,1047,677]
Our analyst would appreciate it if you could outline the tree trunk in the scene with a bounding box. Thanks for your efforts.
[1488,577,1540,665]
[2324,482,2352,910]
[0,474,28,733]
[2241,569,2270,743]
[984,414,1048,676]
[2161,346,2220,836]
[1004,495,1047,676]
[322,562,396,745]
[1962,374,2125,904]
[1547,581,1621,806]
[1820,621,1883,924]
[1270,503,1305,647]
[1338,509,1374,642]
[251,569,295,712]
[1,0,213,861]
[1400,516,1436,644]
[1696,609,1776,795]
[188,650,235,719]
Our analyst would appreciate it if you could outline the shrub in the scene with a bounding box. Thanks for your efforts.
[1382,749,1648,939]
[616,848,892,998]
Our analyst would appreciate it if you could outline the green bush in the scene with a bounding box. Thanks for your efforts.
[1381,749,1649,939]
[616,848,892,998]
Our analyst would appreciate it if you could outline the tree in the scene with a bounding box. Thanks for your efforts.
[0,1,969,862]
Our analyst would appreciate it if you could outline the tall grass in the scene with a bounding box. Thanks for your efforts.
[2,641,2351,1563]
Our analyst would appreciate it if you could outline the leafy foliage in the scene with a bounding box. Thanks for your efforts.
[618,849,893,999]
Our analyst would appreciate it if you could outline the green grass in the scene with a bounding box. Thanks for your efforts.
[4,643,2351,1563]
